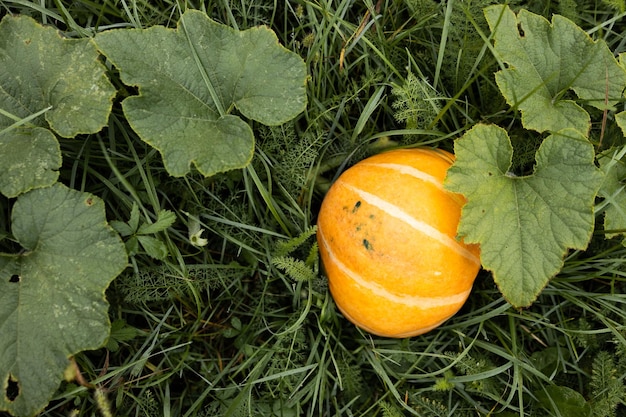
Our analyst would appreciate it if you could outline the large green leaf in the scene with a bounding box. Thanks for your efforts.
[0,15,116,198]
[94,9,307,177]
[445,124,603,307]
[0,183,127,416]
[485,5,626,135]
[535,385,592,417]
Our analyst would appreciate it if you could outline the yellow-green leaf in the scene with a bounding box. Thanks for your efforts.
[445,124,603,307]
[485,5,626,135]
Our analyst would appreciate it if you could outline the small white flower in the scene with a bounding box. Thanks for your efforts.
[190,228,208,247]
[187,213,208,247]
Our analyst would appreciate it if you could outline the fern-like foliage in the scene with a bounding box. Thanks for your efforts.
[570,317,600,350]
[258,123,323,200]
[392,72,442,131]
[403,0,438,18]
[262,317,309,400]
[615,330,626,374]
[114,263,250,304]
[590,351,625,417]
[135,389,160,417]
[379,400,405,417]
[117,387,160,416]
[335,350,368,404]
[272,256,317,282]
[446,351,497,396]
[271,226,318,282]
[410,394,449,417]
[274,226,318,257]
[201,389,254,417]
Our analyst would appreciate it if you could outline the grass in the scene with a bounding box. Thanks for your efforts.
[2,0,626,416]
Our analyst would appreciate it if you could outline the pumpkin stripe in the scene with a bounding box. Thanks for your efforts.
[359,162,443,190]
[318,227,472,308]
[339,181,481,266]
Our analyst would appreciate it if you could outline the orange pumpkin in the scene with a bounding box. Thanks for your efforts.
[316,148,481,338]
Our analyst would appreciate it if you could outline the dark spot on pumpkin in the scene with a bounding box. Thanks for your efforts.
[517,23,525,37]
[85,197,94,206]
[9,275,19,283]
[352,201,361,213]
[488,172,493,176]
[363,239,373,251]
[6,375,19,401]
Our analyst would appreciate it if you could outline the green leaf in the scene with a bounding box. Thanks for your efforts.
[0,15,116,198]
[484,5,626,135]
[105,319,140,352]
[535,385,592,417]
[445,124,603,307]
[110,220,135,237]
[598,146,626,240]
[597,114,626,241]
[112,207,175,255]
[529,347,561,376]
[128,202,141,234]
[0,183,127,416]
[137,209,176,235]
[125,235,140,256]
[137,235,169,260]
[94,9,307,178]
